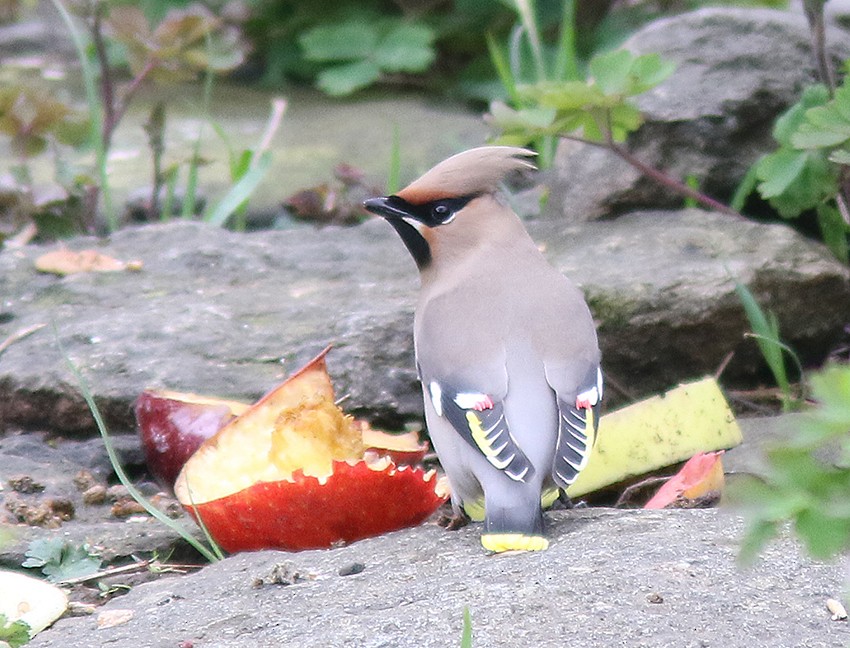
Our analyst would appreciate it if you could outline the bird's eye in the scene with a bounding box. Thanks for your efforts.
[432,204,453,222]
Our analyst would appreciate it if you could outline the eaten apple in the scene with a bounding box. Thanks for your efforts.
[356,419,430,466]
[136,347,335,487]
[135,389,250,487]
[173,348,448,552]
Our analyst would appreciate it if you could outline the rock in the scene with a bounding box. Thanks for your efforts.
[548,7,850,221]
[25,507,850,648]
[0,213,847,433]
[0,430,203,570]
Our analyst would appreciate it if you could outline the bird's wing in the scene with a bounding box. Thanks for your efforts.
[422,374,536,483]
[546,362,603,489]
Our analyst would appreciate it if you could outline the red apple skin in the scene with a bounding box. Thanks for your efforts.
[182,461,447,552]
[135,391,247,487]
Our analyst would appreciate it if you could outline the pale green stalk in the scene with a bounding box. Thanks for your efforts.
[50,0,116,230]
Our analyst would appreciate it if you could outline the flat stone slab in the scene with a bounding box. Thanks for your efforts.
[26,507,850,648]
[0,210,847,433]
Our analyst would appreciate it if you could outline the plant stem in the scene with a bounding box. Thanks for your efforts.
[606,139,742,217]
[50,0,116,231]
[803,0,836,95]
[560,129,743,217]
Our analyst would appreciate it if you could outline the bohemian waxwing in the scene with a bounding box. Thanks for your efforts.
[363,146,602,552]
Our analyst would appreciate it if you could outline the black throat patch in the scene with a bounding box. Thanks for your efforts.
[382,194,476,270]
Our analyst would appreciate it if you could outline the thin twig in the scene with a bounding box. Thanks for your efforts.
[713,350,735,381]
[615,475,670,508]
[57,560,202,586]
[0,323,46,357]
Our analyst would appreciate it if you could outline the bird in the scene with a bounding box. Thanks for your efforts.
[363,146,602,552]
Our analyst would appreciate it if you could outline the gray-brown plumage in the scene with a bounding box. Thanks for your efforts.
[364,146,602,552]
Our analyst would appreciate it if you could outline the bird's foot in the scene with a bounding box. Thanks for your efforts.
[437,507,470,531]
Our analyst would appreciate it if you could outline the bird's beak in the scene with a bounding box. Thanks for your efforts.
[363,196,410,220]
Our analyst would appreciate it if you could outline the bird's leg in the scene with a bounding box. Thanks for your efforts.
[437,505,470,531]
[555,489,587,510]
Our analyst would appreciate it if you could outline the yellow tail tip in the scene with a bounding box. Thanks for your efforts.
[481,533,549,553]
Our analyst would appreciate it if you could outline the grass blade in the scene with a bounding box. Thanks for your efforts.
[49,0,115,230]
[486,31,521,106]
[552,0,579,82]
[460,607,473,648]
[204,151,272,227]
[55,326,220,563]
[732,279,800,411]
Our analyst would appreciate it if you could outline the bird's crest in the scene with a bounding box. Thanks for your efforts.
[397,146,537,204]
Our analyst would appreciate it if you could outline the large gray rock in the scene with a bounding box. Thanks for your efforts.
[27,507,850,648]
[0,212,847,434]
[549,7,850,221]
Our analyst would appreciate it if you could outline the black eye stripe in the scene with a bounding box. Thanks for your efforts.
[383,194,477,227]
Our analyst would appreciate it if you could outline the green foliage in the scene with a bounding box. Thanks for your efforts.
[488,49,674,149]
[0,613,31,648]
[299,19,435,96]
[44,0,248,233]
[0,85,86,160]
[22,537,102,583]
[733,279,802,412]
[106,4,245,82]
[205,97,285,229]
[735,71,850,263]
[460,607,473,648]
[736,364,850,563]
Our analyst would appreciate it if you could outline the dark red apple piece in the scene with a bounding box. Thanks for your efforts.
[135,390,249,487]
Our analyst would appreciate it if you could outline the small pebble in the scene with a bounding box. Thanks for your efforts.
[111,499,146,518]
[338,562,366,577]
[73,470,98,492]
[647,592,664,604]
[106,485,130,502]
[82,484,107,505]
[8,474,45,494]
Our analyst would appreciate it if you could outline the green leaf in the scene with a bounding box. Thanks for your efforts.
[738,518,779,565]
[816,203,849,264]
[460,607,473,648]
[792,83,850,149]
[487,101,555,132]
[828,148,850,165]
[204,151,272,227]
[627,54,676,95]
[520,80,607,111]
[755,148,836,217]
[373,23,435,73]
[754,148,808,198]
[773,84,829,145]
[589,49,632,95]
[315,60,382,96]
[23,537,102,583]
[607,102,644,141]
[299,22,378,62]
[795,508,850,560]
[0,613,31,648]
[731,162,760,212]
